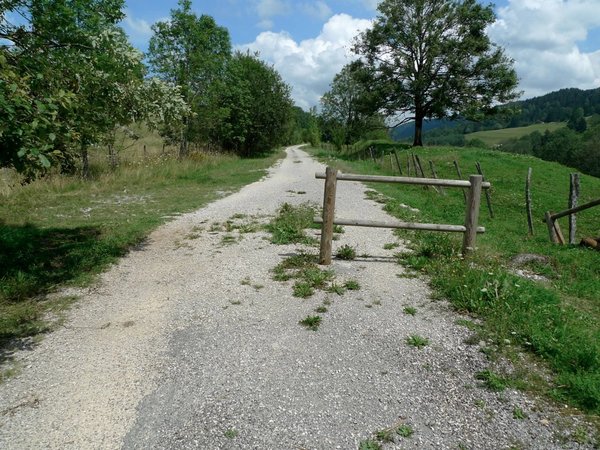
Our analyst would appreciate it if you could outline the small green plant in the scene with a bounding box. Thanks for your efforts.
[315,306,328,313]
[403,306,417,316]
[383,242,399,250]
[220,234,238,245]
[406,335,429,348]
[336,244,356,260]
[267,202,319,244]
[224,428,238,439]
[512,407,527,420]
[476,370,508,392]
[327,283,346,295]
[240,277,251,286]
[301,267,334,289]
[333,224,345,233]
[344,279,361,290]
[293,281,314,298]
[358,439,381,450]
[474,399,486,408]
[396,424,414,438]
[375,428,394,442]
[299,315,322,331]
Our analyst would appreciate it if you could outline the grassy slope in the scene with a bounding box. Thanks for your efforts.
[312,145,600,416]
[0,146,282,346]
[467,122,566,146]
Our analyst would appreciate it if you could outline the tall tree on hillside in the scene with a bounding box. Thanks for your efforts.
[148,0,231,156]
[353,0,520,146]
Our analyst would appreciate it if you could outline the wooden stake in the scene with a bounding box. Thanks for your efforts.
[319,167,338,265]
[526,167,534,235]
[407,154,412,176]
[394,151,403,175]
[569,173,580,245]
[453,160,467,203]
[475,162,494,218]
[429,160,445,195]
[545,212,559,243]
[462,175,483,255]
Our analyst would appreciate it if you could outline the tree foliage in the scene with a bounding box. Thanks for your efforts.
[148,0,231,156]
[353,0,520,146]
[1,0,188,179]
[320,64,386,149]
[215,52,292,156]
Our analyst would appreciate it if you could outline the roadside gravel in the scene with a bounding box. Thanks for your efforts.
[0,146,593,449]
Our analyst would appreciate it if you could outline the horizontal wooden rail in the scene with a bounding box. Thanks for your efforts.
[314,217,485,234]
[550,198,600,221]
[315,172,491,189]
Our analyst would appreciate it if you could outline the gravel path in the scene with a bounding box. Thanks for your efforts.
[0,146,593,449]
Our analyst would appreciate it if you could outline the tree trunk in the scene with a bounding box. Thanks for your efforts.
[413,114,424,147]
[81,145,90,179]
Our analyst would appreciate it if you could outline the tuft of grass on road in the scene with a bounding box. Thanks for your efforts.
[0,149,283,347]
[266,202,319,245]
[308,144,600,415]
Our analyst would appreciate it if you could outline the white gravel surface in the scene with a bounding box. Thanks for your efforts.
[0,146,593,449]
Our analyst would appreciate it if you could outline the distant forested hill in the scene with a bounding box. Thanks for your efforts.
[390,86,600,143]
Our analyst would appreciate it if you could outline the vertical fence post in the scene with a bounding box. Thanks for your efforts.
[462,175,483,256]
[319,167,338,265]
[526,167,534,235]
[569,173,580,244]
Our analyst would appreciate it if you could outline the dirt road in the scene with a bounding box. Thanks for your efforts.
[0,147,590,449]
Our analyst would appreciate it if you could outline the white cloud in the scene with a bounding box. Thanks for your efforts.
[122,11,153,45]
[255,0,291,19]
[239,14,372,109]
[301,1,333,20]
[488,0,600,98]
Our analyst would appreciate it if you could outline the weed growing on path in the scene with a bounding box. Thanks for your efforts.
[406,335,430,349]
[266,202,319,245]
[299,315,321,331]
[336,244,357,260]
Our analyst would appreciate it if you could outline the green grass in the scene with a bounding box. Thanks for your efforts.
[466,122,566,146]
[266,202,319,245]
[0,145,282,347]
[335,244,357,260]
[308,144,600,415]
[406,334,430,349]
[299,315,322,331]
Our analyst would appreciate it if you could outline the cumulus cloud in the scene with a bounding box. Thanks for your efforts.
[239,14,372,109]
[122,11,153,46]
[301,1,333,20]
[254,0,291,29]
[488,0,600,98]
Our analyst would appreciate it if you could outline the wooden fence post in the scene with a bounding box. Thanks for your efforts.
[526,168,534,235]
[569,173,580,244]
[394,151,403,175]
[476,162,494,218]
[429,160,445,195]
[319,166,338,265]
[453,160,467,203]
[462,175,483,256]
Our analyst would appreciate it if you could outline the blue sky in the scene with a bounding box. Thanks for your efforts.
[121,0,600,110]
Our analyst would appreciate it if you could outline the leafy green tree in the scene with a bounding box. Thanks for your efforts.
[1,0,184,179]
[353,0,520,146]
[148,0,231,156]
[215,52,292,156]
[321,64,384,148]
[567,107,587,133]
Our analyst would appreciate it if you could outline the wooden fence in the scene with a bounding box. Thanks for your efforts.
[315,167,490,265]
[544,198,600,244]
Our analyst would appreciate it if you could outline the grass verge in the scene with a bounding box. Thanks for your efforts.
[0,149,283,347]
